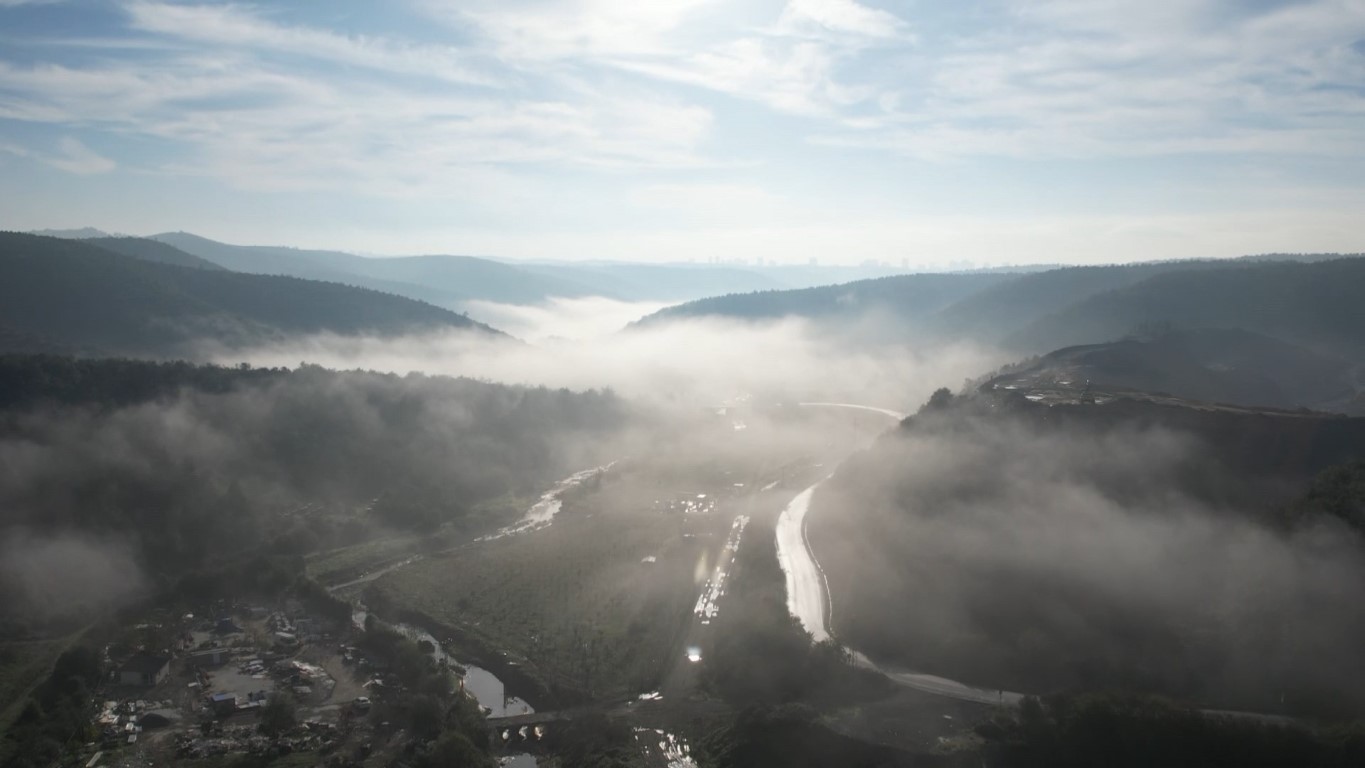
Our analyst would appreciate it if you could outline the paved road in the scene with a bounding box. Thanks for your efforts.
[774,482,831,642]
[799,402,908,420]
[780,403,1035,706]
[784,403,1301,722]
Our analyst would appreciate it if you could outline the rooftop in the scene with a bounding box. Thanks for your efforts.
[120,654,170,675]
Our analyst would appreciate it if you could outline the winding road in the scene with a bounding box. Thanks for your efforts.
[798,402,908,420]
[775,475,1027,706]
[782,402,1030,706]
[782,401,1299,720]
[774,483,832,643]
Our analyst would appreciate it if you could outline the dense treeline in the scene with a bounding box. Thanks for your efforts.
[1283,459,1365,534]
[979,694,1365,768]
[699,705,928,768]
[0,355,286,409]
[340,616,495,767]
[1,646,103,768]
[0,356,625,633]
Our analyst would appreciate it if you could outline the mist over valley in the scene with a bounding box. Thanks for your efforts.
[5,2,1365,766]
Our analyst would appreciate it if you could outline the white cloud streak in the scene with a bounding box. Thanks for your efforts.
[0,135,115,174]
[124,1,498,87]
[0,0,1362,261]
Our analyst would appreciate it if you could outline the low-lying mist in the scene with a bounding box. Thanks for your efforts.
[203,313,1004,414]
[460,297,671,342]
[816,398,1365,716]
[1,313,1000,630]
[0,531,147,627]
[0,360,627,630]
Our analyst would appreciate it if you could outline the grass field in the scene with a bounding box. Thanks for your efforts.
[0,628,90,736]
[306,495,539,584]
[369,457,745,700]
[0,641,64,725]
[367,407,888,702]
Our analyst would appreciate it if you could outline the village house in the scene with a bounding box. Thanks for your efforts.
[189,647,231,667]
[118,654,171,687]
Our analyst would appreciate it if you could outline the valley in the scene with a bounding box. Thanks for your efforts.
[3,237,1365,768]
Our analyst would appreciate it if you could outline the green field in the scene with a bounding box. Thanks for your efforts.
[366,408,885,702]
[305,535,423,582]
[0,634,83,736]
[306,495,539,584]
[369,458,743,700]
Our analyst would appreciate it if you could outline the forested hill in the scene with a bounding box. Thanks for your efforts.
[636,256,1365,359]
[632,272,1014,331]
[814,386,1365,718]
[152,231,581,308]
[984,329,1361,414]
[0,232,501,357]
[85,235,226,271]
[1007,257,1365,355]
[924,260,1228,345]
[632,261,1225,336]
[0,355,625,631]
[152,231,790,305]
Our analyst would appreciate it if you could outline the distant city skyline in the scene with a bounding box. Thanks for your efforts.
[2,0,1363,265]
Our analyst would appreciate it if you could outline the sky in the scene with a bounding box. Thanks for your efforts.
[1,0,1363,266]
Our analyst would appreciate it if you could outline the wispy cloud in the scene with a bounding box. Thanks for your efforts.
[124,1,499,87]
[0,2,718,195]
[50,136,114,174]
[819,0,1365,159]
[0,135,114,174]
[0,0,1362,261]
[775,0,909,40]
[429,0,724,62]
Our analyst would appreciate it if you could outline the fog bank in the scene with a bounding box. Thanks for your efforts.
[208,317,1004,414]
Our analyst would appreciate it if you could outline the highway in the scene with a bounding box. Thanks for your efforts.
[781,402,1033,706]
[781,401,1298,721]
[798,402,907,420]
[774,483,831,642]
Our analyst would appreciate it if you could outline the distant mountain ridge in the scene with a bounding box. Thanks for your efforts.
[86,236,226,271]
[985,329,1360,414]
[639,255,1365,362]
[0,232,499,357]
[633,272,1014,337]
[26,227,115,239]
[1006,258,1365,356]
[125,230,1028,308]
[150,232,787,308]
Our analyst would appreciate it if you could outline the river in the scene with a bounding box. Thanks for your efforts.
[478,462,616,541]
[335,466,615,766]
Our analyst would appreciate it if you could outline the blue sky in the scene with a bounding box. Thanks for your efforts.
[1,0,1362,265]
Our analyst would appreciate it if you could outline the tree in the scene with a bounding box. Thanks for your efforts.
[409,694,444,741]
[258,693,296,737]
[923,387,955,412]
[420,731,494,768]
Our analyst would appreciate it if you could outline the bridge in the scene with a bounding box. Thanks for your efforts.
[487,709,575,729]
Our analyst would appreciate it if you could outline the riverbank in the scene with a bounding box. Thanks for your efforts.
[365,459,738,702]
[362,593,573,711]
